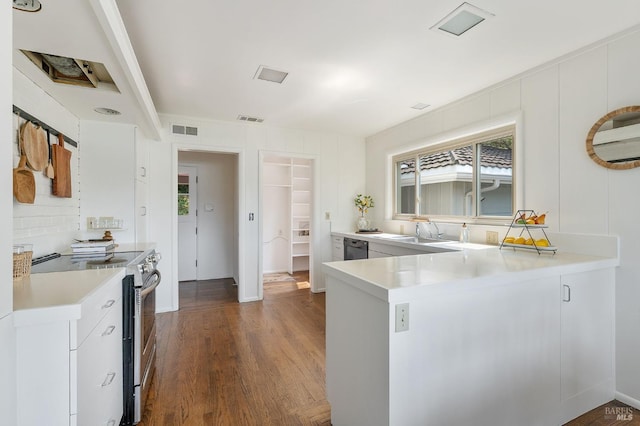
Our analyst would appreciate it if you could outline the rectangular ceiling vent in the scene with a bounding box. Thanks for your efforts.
[430,2,494,37]
[172,124,198,136]
[20,50,117,90]
[254,65,288,84]
[237,115,264,123]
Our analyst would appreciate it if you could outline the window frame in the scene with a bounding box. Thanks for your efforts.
[392,122,518,222]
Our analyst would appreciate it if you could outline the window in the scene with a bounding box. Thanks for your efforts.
[393,124,515,219]
[178,174,190,216]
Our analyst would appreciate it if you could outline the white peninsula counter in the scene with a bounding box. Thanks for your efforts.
[323,240,619,426]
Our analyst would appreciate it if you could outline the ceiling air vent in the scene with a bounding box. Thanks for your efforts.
[254,65,288,84]
[172,125,199,136]
[20,50,116,90]
[430,2,494,37]
[237,115,264,123]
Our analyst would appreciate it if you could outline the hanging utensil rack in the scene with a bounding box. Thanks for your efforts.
[13,105,78,148]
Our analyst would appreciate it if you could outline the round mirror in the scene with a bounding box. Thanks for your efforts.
[586,106,640,169]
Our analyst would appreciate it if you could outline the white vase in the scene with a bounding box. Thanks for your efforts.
[357,215,369,231]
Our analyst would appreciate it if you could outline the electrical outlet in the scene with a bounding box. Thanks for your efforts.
[325,211,331,221]
[395,303,410,332]
[486,231,499,245]
[400,224,405,234]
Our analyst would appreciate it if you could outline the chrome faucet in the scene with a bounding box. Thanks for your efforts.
[415,220,443,240]
[428,221,443,239]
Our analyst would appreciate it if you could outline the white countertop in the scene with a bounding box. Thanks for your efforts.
[13,268,125,325]
[14,242,157,326]
[323,247,619,302]
[332,231,493,253]
[59,241,156,256]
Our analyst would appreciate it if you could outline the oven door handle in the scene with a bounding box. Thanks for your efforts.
[140,270,161,297]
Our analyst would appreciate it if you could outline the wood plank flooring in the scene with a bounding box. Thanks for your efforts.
[139,272,330,425]
[566,400,639,426]
[140,272,638,425]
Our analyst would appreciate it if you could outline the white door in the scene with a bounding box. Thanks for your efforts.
[178,165,197,281]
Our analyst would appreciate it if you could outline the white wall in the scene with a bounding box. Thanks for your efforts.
[366,27,640,406]
[1,4,15,425]
[12,69,80,257]
[79,121,137,244]
[151,114,365,309]
[178,151,238,280]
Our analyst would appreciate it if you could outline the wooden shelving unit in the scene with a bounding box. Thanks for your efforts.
[290,158,311,273]
[263,156,312,274]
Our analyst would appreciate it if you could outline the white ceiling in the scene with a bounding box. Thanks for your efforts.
[13,0,640,139]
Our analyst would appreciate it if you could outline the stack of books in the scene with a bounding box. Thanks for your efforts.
[70,240,117,260]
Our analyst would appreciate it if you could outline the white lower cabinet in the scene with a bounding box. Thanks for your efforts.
[0,314,16,426]
[16,275,123,426]
[76,298,123,426]
[560,268,615,424]
[326,264,616,426]
[331,236,343,261]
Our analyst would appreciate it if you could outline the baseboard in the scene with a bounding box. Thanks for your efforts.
[561,379,615,424]
[615,391,640,410]
[239,296,261,303]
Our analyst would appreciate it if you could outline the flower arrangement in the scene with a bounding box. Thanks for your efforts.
[354,194,374,216]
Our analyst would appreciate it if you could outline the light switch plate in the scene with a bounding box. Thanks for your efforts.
[395,303,410,332]
[486,231,499,245]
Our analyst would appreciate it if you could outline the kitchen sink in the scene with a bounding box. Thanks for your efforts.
[371,234,451,244]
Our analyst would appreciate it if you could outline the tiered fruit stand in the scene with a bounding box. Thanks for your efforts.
[500,209,557,254]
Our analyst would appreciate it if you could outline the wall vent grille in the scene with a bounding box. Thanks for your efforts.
[237,115,264,123]
[172,125,198,136]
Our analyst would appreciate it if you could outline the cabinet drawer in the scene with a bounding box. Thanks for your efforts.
[332,236,344,261]
[73,276,121,349]
[76,298,123,424]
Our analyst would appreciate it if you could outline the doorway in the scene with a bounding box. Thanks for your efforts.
[177,151,239,305]
[261,154,314,292]
[177,165,197,281]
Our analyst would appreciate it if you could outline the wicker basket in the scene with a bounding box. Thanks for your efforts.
[13,251,32,279]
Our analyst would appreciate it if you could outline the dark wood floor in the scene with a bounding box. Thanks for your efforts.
[139,272,330,425]
[566,400,639,425]
[140,272,638,425]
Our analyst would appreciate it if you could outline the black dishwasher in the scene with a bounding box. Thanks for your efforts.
[344,238,368,260]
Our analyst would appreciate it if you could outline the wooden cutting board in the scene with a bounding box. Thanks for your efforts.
[13,155,35,204]
[20,121,48,171]
[52,133,72,198]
